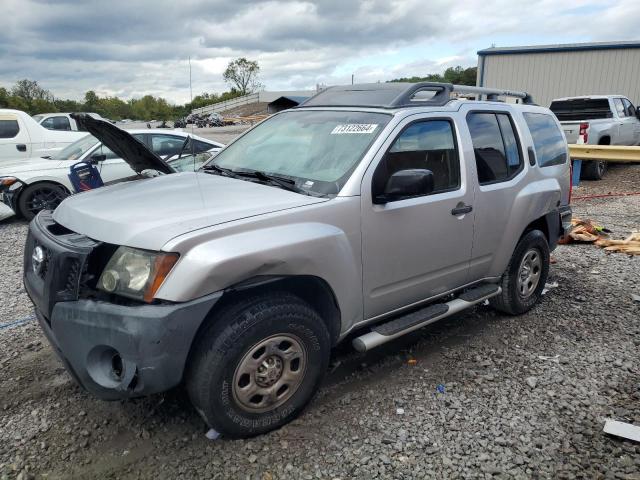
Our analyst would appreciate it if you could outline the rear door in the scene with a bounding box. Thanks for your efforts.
[461,107,527,280]
[361,114,475,319]
[0,113,31,159]
[613,98,634,145]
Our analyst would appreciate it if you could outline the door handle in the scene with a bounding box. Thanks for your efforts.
[16,144,27,152]
[451,204,473,216]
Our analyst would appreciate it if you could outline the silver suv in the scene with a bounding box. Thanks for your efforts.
[24,83,572,438]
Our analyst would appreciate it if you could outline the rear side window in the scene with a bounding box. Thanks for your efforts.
[523,113,567,167]
[467,112,523,185]
[549,99,612,121]
[622,99,636,117]
[372,119,460,198]
[0,119,20,139]
[193,139,216,153]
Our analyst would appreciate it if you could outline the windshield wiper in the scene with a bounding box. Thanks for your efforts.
[201,163,243,179]
[237,170,311,195]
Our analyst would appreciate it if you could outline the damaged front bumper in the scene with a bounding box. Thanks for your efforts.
[0,177,25,215]
[24,211,222,400]
[34,293,221,400]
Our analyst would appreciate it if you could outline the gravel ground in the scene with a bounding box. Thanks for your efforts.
[1,164,639,479]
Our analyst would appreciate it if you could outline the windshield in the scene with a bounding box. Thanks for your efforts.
[208,110,391,195]
[49,134,97,160]
[169,152,213,172]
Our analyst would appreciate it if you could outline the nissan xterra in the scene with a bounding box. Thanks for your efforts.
[24,82,572,438]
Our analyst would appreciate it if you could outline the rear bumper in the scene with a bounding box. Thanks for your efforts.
[559,205,572,236]
[33,293,222,400]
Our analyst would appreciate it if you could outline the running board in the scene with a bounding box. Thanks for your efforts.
[352,284,501,352]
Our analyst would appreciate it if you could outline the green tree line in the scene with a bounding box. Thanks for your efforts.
[0,79,244,120]
[389,66,478,86]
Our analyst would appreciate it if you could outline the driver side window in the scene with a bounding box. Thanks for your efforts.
[372,119,460,199]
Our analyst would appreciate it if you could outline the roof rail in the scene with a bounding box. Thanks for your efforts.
[300,82,534,109]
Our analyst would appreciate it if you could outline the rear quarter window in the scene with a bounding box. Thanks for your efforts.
[0,119,20,139]
[523,113,567,167]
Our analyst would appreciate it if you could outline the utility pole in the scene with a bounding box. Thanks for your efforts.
[189,56,193,104]
[351,73,354,85]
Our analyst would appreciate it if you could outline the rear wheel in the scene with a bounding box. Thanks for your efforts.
[186,292,330,438]
[18,183,68,220]
[490,230,550,315]
[581,160,607,181]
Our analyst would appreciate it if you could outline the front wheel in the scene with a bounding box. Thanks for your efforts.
[18,182,69,220]
[490,230,550,315]
[186,292,330,438]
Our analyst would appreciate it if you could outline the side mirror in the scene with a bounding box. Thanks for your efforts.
[90,154,107,164]
[374,169,434,204]
[636,107,640,119]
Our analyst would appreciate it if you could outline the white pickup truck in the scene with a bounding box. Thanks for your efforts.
[549,95,640,180]
[0,109,86,161]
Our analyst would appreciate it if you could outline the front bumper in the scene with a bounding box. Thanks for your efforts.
[24,211,222,399]
[0,180,24,214]
[34,293,221,400]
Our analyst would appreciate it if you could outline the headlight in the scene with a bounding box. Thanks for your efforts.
[98,247,179,302]
[0,177,18,187]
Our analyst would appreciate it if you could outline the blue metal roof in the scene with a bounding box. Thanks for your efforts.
[478,40,640,56]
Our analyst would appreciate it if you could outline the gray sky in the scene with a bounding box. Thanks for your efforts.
[1,0,638,104]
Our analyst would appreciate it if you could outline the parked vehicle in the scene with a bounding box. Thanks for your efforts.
[0,124,223,219]
[549,95,640,180]
[173,118,187,128]
[32,112,102,131]
[24,83,571,438]
[0,109,86,161]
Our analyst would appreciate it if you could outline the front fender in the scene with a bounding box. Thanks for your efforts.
[156,222,362,329]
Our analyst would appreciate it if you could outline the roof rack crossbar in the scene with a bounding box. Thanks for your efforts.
[449,85,534,104]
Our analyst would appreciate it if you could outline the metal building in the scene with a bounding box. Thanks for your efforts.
[477,41,640,107]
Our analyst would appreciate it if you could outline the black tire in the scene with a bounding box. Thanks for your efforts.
[490,230,550,315]
[581,160,607,180]
[18,183,68,220]
[186,292,330,438]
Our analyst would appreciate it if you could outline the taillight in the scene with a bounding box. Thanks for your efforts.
[579,122,589,143]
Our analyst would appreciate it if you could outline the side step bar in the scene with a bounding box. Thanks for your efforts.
[352,284,501,352]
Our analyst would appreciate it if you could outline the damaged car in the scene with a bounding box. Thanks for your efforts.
[24,83,571,438]
[0,119,223,219]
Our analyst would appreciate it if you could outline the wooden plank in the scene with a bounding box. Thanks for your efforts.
[604,420,640,442]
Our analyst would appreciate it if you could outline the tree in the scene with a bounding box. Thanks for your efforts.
[11,79,54,103]
[0,87,9,108]
[223,58,262,95]
[84,90,99,110]
[388,66,478,86]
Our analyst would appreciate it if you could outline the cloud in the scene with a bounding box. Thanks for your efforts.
[0,0,638,104]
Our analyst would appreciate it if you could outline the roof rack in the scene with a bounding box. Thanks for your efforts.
[300,82,534,109]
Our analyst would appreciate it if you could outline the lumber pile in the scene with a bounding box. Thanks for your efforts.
[595,232,640,255]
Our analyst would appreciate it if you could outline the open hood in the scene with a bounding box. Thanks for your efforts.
[70,113,174,175]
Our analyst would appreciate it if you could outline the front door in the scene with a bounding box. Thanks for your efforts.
[361,116,475,319]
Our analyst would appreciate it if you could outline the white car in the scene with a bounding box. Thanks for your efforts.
[32,112,103,131]
[0,109,86,160]
[0,129,223,219]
